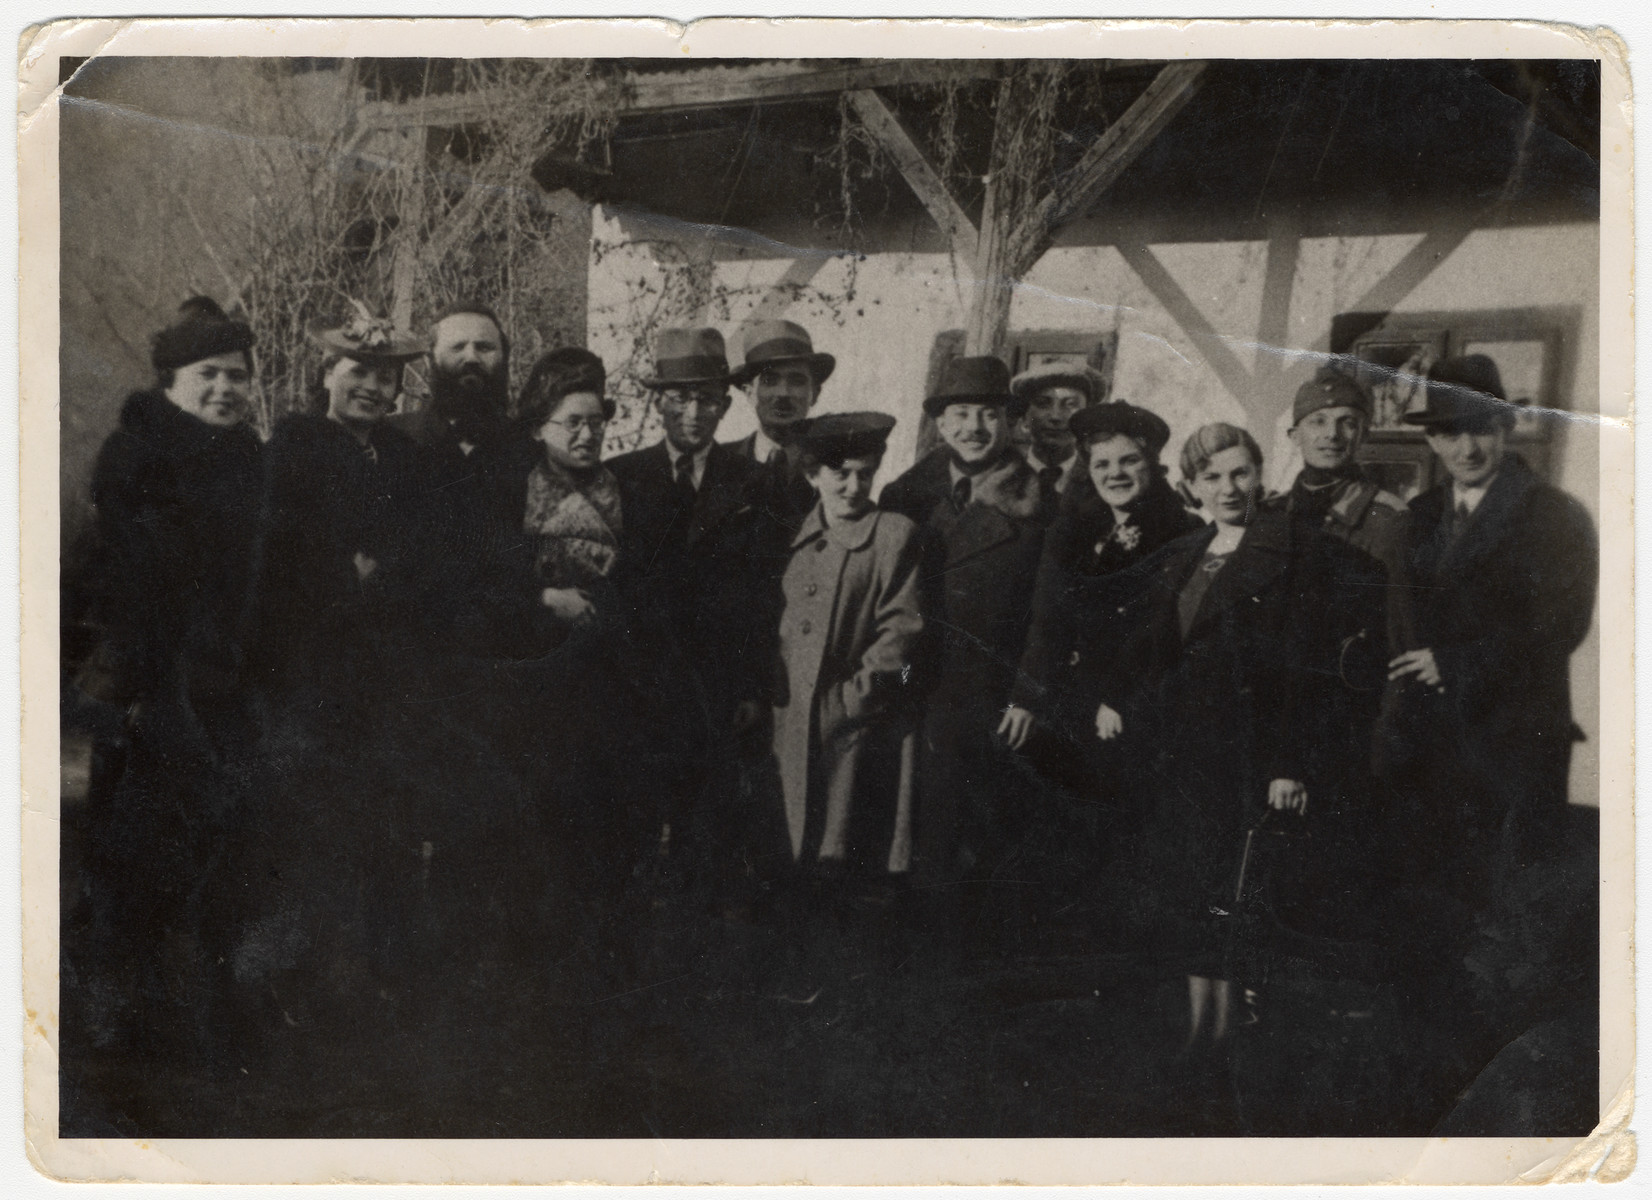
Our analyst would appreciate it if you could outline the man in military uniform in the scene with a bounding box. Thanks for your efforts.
[1271,370,1411,612]
[1268,368,1414,707]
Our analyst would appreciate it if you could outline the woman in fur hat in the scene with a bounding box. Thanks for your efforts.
[63,296,264,1109]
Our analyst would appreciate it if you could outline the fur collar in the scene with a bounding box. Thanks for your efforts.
[966,452,1045,521]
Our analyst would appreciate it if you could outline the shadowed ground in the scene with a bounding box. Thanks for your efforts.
[58,729,1598,1140]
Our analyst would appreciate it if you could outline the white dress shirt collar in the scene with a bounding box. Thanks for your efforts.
[1453,472,1499,517]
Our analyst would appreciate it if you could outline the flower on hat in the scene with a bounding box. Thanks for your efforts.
[338,299,401,353]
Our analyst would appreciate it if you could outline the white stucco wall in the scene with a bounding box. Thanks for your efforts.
[589,214,1602,804]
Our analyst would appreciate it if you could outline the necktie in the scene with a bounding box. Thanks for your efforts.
[675,452,697,503]
[766,445,786,469]
[951,475,972,513]
[1444,497,1471,552]
[1038,465,1063,495]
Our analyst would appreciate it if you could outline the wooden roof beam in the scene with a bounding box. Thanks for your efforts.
[353,59,1014,130]
[1007,60,1207,274]
[846,88,978,262]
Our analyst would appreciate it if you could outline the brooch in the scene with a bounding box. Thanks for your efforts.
[1111,523,1142,552]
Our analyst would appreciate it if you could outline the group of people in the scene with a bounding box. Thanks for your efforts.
[64,291,1598,1089]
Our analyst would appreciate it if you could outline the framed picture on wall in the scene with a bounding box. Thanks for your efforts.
[1339,306,1579,485]
[1346,329,1447,429]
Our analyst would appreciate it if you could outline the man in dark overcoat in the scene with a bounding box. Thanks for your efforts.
[607,327,770,889]
[387,302,542,655]
[1388,355,1597,900]
[880,355,1052,895]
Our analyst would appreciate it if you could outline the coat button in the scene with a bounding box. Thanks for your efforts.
[1068,651,1081,666]
[806,583,818,596]
[801,619,813,634]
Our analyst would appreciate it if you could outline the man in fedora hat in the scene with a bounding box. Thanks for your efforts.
[1388,354,1596,900]
[609,327,771,890]
[1009,359,1109,499]
[881,355,1053,907]
[727,319,836,529]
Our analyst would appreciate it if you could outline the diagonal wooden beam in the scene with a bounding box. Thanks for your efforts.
[1008,60,1207,274]
[1251,213,1302,400]
[1343,221,1477,329]
[1115,240,1255,405]
[846,89,978,262]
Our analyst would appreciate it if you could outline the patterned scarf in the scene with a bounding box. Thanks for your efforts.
[523,458,624,590]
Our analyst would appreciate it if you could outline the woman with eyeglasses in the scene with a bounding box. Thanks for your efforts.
[490,346,663,980]
[514,347,623,633]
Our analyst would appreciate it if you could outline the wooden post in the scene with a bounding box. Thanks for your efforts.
[389,126,425,332]
[964,174,1015,358]
[962,74,1021,359]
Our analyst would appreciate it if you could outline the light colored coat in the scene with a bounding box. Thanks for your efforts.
[772,503,924,872]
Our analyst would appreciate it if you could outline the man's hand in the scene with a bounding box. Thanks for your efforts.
[997,705,1036,750]
[1388,647,1443,689]
[541,587,597,627]
[1094,704,1124,741]
[1268,778,1308,814]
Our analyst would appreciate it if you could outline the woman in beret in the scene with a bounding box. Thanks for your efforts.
[1103,423,1385,1054]
[1004,400,1202,760]
[64,296,265,1095]
[769,412,924,886]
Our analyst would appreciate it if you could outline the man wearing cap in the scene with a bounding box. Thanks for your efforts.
[608,327,770,885]
[1010,360,1109,499]
[1268,368,1415,763]
[727,319,835,529]
[1389,354,1596,895]
[881,355,1052,898]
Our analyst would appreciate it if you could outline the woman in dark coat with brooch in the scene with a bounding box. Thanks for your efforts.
[62,296,264,1111]
[1002,401,1202,858]
[1107,423,1386,1052]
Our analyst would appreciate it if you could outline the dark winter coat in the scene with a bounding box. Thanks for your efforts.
[879,447,1053,881]
[879,447,1053,714]
[81,389,264,703]
[1394,455,1596,782]
[245,412,424,694]
[1110,511,1388,972]
[1010,473,1203,742]
[607,439,772,713]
